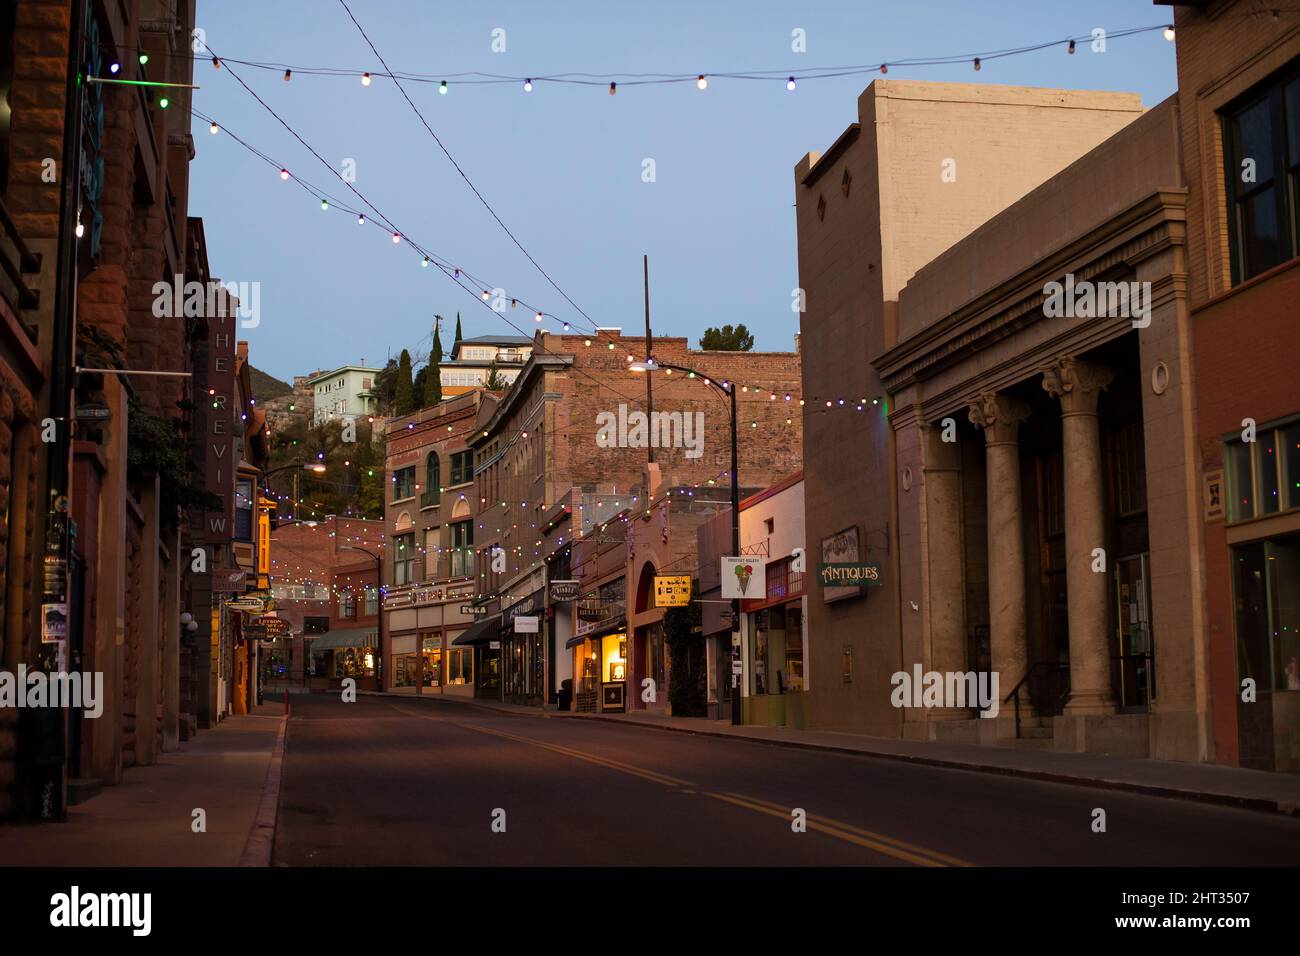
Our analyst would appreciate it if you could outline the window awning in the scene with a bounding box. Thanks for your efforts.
[565,619,627,649]
[306,628,377,651]
[453,615,500,646]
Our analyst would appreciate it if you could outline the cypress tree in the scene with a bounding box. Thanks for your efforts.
[395,349,415,415]
[426,322,443,406]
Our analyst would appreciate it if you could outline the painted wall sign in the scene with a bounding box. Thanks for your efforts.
[821,526,864,603]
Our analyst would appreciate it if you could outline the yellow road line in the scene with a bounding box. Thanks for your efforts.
[396,706,968,866]
[706,790,972,867]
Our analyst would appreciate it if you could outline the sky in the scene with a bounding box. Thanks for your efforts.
[188,0,1178,383]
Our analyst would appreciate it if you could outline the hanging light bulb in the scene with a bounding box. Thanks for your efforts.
[439,80,447,94]
[284,68,292,82]
[158,96,169,108]
[786,76,796,91]
[1163,26,1175,41]
[138,53,149,65]
[696,74,708,90]
[392,232,402,244]
[357,213,366,225]
[321,198,329,210]
[279,167,290,180]
[361,72,372,86]
[562,322,569,331]
[880,63,888,74]
[1067,39,1076,54]
[609,82,616,95]
[535,311,543,322]
[481,290,491,301]
[523,78,533,92]
[212,56,221,70]
[422,256,430,267]
[75,217,85,239]
[973,57,981,71]
[109,62,121,74]
[210,121,219,135]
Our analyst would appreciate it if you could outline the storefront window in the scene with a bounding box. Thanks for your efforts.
[751,607,797,695]
[392,653,418,687]
[1234,534,1300,691]
[446,648,473,685]
[785,605,805,692]
[422,635,442,687]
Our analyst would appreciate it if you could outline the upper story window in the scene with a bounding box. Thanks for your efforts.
[1224,63,1300,283]
[339,589,356,619]
[1225,418,1300,522]
[393,466,416,501]
[451,450,474,485]
[234,479,254,541]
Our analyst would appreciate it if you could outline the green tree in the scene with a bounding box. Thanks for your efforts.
[485,359,506,391]
[699,324,754,351]
[395,349,415,415]
[371,357,398,413]
[426,320,443,406]
[454,313,463,345]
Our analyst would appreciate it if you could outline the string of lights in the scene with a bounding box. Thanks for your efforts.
[112,21,1185,93]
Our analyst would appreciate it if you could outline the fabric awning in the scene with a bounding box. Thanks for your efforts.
[453,615,500,646]
[565,619,627,649]
[306,628,377,651]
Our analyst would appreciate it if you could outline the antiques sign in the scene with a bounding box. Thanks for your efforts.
[817,563,882,587]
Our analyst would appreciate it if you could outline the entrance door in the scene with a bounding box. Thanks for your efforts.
[1114,553,1154,712]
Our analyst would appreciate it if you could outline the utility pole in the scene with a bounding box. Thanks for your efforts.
[644,255,653,464]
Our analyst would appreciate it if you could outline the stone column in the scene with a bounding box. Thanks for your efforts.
[1041,356,1116,715]
[920,422,967,717]
[968,393,1032,720]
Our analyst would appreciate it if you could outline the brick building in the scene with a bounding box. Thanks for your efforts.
[1163,0,1300,771]
[468,329,802,708]
[380,390,483,696]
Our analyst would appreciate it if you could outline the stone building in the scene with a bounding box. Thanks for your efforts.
[878,98,1197,760]
[794,80,1149,738]
[1162,0,1300,771]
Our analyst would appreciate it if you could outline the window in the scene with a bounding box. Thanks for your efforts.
[234,479,254,541]
[450,520,474,577]
[764,517,775,535]
[1224,64,1300,282]
[447,647,473,685]
[421,452,440,508]
[1232,535,1300,692]
[393,532,416,585]
[425,528,439,579]
[364,586,379,616]
[1115,422,1148,517]
[450,450,474,485]
[1226,419,1300,522]
[339,589,356,619]
[393,466,415,501]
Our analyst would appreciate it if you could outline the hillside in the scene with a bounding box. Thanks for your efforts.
[249,365,293,401]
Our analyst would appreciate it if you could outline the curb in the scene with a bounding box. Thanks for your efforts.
[548,713,1298,817]
[238,715,288,866]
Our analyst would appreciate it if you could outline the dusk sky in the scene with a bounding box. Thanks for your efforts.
[188,1,1178,382]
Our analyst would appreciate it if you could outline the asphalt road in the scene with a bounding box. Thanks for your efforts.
[272,694,1300,866]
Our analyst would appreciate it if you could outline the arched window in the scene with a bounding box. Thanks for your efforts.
[423,452,440,507]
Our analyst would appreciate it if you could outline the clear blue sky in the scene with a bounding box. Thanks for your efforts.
[189,0,1177,383]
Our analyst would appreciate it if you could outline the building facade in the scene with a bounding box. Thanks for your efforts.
[1164,0,1300,771]
[441,334,532,395]
[308,364,380,425]
[794,80,1151,739]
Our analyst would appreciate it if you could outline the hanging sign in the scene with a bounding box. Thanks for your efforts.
[721,557,765,599]
[654,575,692,607]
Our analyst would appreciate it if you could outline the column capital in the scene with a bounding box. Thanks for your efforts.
[968,392,1031,445]
[1041,356,1114,415]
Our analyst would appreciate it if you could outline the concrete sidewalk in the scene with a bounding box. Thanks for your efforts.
[0,704,285,866]
[381,691,1300,816]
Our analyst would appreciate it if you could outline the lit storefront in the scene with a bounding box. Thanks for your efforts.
[567,577,627,712]
[307,627,378,688]
[382,580,478,696]
[501,569,546,705]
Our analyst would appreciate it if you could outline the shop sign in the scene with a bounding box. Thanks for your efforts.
[461,605,489,616]
[488,640,501,650]
[721,557,765,600]
[74,404,111,421]
[820,526,865,604]
[212,569,246,593]
[601,681,626,712]
[817,563,883,588]
[41,603,68,643]
[256,616,290,636]
[654,575,691,607]
[574,600,626,639]
[549,579,580,603]
[514,615,539,634]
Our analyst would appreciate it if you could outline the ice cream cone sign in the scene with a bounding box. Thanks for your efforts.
[722,556,766,599]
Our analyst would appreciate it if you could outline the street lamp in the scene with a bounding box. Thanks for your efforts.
[341,544,384,694]
[630,357,742,725]
[261,461,327,522]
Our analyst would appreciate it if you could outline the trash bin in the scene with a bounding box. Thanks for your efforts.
[558,678,573,712]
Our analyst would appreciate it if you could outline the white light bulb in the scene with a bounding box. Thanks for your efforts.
[786,77,796,91]
[361,72,372,86]
[523,79,533,92]
[210,121,219,134]
[697,74,708,90]
[1164,26,1175,41]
